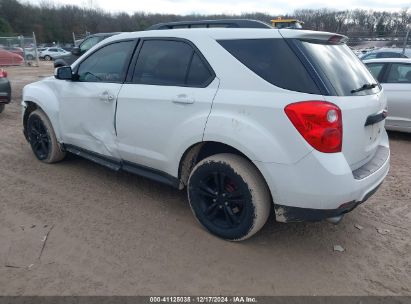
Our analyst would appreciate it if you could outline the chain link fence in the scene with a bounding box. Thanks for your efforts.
[0,33,39,67]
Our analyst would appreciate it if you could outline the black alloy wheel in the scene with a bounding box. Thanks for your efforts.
[28,114,51,160]
[195,171,247,230]
[188,154,271,241]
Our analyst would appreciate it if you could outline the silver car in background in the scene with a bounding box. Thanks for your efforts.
[360,48,411,60]
[364,58,411,133]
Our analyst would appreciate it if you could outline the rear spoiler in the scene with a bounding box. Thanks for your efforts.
[279,29,349,44]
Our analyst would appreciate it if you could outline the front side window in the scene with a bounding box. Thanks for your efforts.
[77,41,134,83]
[386,63,411,83]
[133,40,213,87]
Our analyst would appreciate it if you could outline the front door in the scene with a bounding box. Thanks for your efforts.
[59,40,136,158]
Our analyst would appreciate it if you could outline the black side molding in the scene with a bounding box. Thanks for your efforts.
[64,144,180,188]
[365,109,388,126]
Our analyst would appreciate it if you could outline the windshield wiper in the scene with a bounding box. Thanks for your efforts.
[351,83,378,94]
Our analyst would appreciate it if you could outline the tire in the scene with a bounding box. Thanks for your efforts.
[26,109,66,163]
[44,55,52,61]
[26,54,34,61]
[0,104,4,113]
[188,153,271,241]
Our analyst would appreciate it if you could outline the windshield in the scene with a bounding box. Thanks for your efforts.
[298,40,380,96]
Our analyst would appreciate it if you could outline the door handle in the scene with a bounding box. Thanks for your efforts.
[172,94,195,104]
[99,91,115,102]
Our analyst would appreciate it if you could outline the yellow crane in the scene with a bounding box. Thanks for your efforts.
[271,17,303,29]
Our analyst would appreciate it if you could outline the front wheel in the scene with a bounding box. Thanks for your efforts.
[27,109,66,163]
[188,154,271,241]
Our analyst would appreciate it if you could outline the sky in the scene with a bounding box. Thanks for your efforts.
[27,0,411,15]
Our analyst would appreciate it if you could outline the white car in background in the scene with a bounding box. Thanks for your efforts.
[39,47,70,61]
[364,58,411,133]
[22,26,390,240]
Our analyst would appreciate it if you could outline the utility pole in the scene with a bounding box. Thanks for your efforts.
[403,24,411,55]
[33,32,40,67]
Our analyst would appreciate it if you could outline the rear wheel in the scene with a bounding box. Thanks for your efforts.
[44,55,52,61]
[188,154,271,241]
[0,104,4,113]
[27,109,66,163]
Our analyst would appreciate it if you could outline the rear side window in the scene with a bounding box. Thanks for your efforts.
[218,39,320,94]
[133,40,213,87]
[366,63,385,80]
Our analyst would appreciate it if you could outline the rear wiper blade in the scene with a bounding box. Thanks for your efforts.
[351,83,378,94]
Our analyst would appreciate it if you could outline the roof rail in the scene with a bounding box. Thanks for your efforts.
[146,19,272,30]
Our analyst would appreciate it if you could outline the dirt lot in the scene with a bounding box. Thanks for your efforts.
[0,64,410,296]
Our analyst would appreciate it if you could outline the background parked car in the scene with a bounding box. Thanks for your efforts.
[54,32,120,67]
[365,58,411,133]
[0,49,24,66]
[360,48,411,60]
[39,47,71,61]
[0,46,24,58]
[24,48,37,60]
[0,68,11,113]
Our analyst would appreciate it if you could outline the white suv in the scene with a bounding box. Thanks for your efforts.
[22,27,390,240]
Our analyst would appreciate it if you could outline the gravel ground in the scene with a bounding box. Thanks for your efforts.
[0,63,410,296]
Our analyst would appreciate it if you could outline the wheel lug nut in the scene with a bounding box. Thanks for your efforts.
[213,199,217,202]
[225,202,228,205]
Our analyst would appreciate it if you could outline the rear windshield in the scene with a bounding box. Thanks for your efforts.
[218,39,321,94]
[297,40,380,96]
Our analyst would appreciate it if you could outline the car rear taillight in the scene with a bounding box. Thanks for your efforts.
[285,101,343,153]
[0,69,7,78]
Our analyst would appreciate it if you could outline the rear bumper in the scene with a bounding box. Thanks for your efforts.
[0,78,11,104]
[255,130,390,222]
[274,182,382,222]
[0,95,11,104]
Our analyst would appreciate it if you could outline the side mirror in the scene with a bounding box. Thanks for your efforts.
[71,47,81,56]
[54,66,73,80]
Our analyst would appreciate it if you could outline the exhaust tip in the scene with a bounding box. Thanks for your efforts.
[326,215,344,225]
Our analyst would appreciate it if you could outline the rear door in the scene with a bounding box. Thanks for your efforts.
[381,62,411,129]
[281,31,387,170]
[116,38,218,173]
